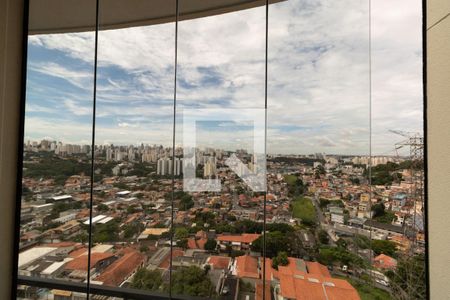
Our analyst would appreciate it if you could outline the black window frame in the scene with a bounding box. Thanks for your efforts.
[11,0,430,299]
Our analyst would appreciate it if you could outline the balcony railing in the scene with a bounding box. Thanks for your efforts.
[17,275,207,300]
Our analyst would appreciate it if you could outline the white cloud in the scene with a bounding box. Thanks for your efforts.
[25,0,423,155]
[118,122,139,128]
[63,99,93,116]
[29,62,94,91]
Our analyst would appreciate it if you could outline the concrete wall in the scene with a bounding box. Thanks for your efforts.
[427,0,450,299]
[0,0,24,298]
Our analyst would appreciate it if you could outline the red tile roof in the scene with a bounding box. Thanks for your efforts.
[235,255,259,279]
[207,256,231,270]
[187,237,207,250]
[69,247,88,258]
[255,281,271,300]
[65,252,114,271]
[42,242,77,248]
[159,248,183,269]
[306,261,331,278]
[276,258,360,300]
[217,233,260,244]
[324,278,361,300]
[198,238,207,249]
[95,250,145,286]
[373,254,397,270]
[187,238,197,250]
[262,257,277,281]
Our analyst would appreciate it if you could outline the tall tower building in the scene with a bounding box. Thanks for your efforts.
[203,157,216,177]
[106,148,113,161]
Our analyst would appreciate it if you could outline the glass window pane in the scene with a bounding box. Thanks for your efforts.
[371,0,425,298]
[173,1,266,298]
[15,0,426,298]
[267,0,370,299]
[89,0,176,296]
[18,0,96,286]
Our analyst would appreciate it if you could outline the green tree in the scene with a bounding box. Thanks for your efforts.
[23,155,91,185]
[318,246,366,268]
[92,221,119,243]
[97,203,109,212]
[371,203,385,218]
[169,266,214,297]
[353,234,371,249]
[314,165,326,179]
[319,198,331,209]
[375,211,397,224]
[284,174,306,196]
[174,227,189,240]
[131,268,163,291]
[235,219,263,233]
[227,214,237,222]
[386,254,426,300]
[251,231,289,258]
[204,239,217,251]
[336,238,347,249]
[74,232,88,244]
[177,238,189,249]
[291,197,317,226]
[272,251,289,270]
[178,193,194,211]
[127,205,137,214]
[349,177,360,185]
[318,230,329,245]
[371,240,397,256]
[123,222,144,239]
[266,223,294,233]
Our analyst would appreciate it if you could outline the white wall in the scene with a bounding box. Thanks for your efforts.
[427,0,450,298]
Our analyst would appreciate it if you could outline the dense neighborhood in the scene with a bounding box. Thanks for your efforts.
[17,140,425,300]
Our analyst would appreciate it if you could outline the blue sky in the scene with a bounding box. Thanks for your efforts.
[24,0,423,155]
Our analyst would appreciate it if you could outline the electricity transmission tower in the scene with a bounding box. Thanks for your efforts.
[389,130,424,252]
[388,130,426,300]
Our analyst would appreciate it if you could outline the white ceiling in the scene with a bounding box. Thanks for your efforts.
[28,0,283,34]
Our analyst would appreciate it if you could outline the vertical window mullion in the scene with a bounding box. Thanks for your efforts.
[263,1,269,300]
[169,0,179,297]
[86,0,100,298]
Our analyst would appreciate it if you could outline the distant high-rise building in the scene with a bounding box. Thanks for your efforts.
[128,148,135,161]
[157,158,168,176]
[40,139,50,150]
[174,158,182,176]
[112,165,121,176]
[204,157,216,177]
[106,148,113,161]
[82,145,90,154]
[115,149,124,161]
[157,157,182,176]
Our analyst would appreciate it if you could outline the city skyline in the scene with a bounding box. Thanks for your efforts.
[24,0,422,155]
[24,138,411,159]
